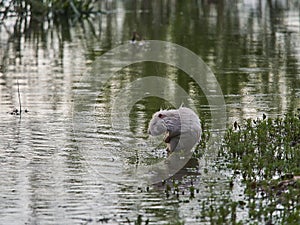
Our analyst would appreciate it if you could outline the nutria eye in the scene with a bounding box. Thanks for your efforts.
[158,113,163,118]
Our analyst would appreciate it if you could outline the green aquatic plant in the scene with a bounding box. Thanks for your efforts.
[200,200,243,225]
[222,113,300,180]
[220,112,300,224]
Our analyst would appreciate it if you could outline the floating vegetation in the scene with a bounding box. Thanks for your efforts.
[219,112,300,224]
[8,108,28,116]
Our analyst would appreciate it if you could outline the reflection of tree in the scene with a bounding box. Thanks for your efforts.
[0,1,107,109]
[174,1,300,117]
[0,0,106,21]
[0,0,109,68]
[0,0,299,114]
[120,0,299,118]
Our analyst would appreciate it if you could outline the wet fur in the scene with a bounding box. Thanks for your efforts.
[148,107,201,152]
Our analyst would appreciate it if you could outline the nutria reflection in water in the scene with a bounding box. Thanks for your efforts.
[148,107,202,153]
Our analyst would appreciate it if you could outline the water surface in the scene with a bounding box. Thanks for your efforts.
[0,1,300,224]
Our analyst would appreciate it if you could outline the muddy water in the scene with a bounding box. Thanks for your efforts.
[0,1,300,224]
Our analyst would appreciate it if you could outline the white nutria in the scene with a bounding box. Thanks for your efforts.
[148,107,202,152]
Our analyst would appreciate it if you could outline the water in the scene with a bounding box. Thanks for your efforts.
[0,1,300,224]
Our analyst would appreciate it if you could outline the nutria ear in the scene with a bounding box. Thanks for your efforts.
[158,113,166,119]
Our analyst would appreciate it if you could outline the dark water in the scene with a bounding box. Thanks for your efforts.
[0,1,300,224]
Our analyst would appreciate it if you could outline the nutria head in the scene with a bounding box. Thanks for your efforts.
[148,111,168,136]
[148,109,180,136]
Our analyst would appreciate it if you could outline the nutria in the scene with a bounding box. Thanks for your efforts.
[148,107,202,152]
